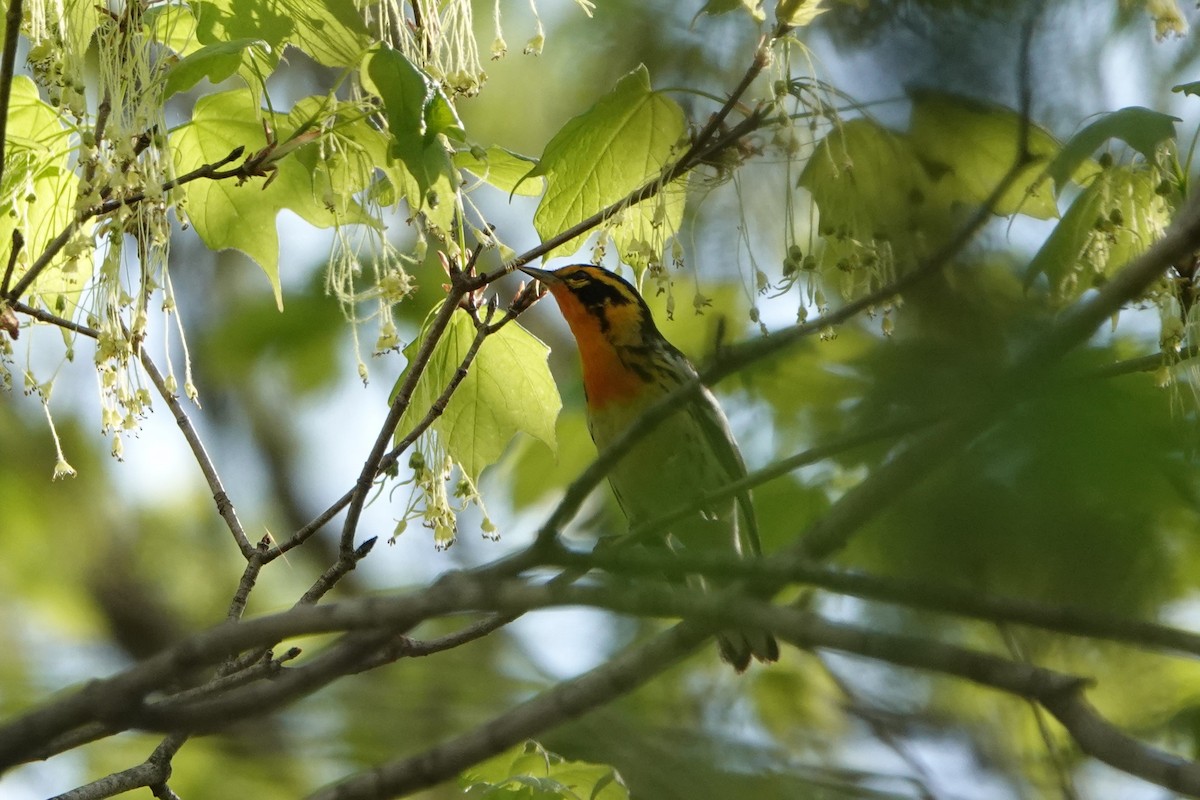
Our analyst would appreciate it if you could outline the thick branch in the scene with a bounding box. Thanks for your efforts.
[550,546,1200,659]
[300,579,1200,800]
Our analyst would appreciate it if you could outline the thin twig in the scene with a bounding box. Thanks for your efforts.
[49,761,169,800]
[9,300,99,337]
[999,627,1081,800]
[298,536,377,605]
[138,344,255,557]
[1,230,22,297]
[0,0,26,197]
[689,20,790,153]
[337,289,465,555]
[224,540,269,621]
[134,632,394,733]
[3,300,259,566]
[5,146,246,302]
[819,657,940,800]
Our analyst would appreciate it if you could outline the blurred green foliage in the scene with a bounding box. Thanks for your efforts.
[4,1,1200,799]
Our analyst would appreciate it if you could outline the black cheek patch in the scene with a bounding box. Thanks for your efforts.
[573,276,633,310]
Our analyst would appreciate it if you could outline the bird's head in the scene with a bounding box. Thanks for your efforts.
[518,264,660,350]
[520,264,669,408]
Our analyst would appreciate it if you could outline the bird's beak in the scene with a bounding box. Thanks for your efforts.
[517,265,560,286]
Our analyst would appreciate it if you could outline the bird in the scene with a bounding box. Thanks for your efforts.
[519,263,779,671]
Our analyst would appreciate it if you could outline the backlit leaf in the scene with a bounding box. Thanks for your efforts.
[527,65,688,262]
[0,78,91,310]
[1044,106,1178,192]
[395,309,560,482]
[800,117,937,293]
[461,740,629,800]
[189,0,370,68]
[172,89,360,309]
[909,90,1061,219]
[698,0,766,21]
[1026,165,1171,303]
[163,38,271,99]
[456,146,543,197]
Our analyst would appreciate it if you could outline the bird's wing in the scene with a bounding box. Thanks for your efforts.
[689,385,762,557]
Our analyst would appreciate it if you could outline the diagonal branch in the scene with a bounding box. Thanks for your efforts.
[139,348,255,557]
[335,284,466,557]
[9,300,256,557]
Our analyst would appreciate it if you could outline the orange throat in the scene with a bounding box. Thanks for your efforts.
[550,287,643,409]
[577,332,643,410]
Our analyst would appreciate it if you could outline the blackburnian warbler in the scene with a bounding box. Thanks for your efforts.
[520,264,779,672]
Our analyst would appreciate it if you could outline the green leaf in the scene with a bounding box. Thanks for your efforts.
[146,3,203,57]
[63,0,101,62]
[190,0,370,67]
[776,0,829,26]
[698,0,766,21]
[1044,107,1179,192]
[800,116,935,276]
[363,45,464,226]
[171,89,354,309]
[395,310,560,482]
[163,39,271,99]
[908,90,1062,219]
[455,146,543,197]
[1026,165,1171,303]
[1023,177,1106,296]
[608,172,689,271]
[0,78,90,309]
[527,65,687,262]
[1173,81,1200,98]
[461,741,629,800]
[364,46,465,148]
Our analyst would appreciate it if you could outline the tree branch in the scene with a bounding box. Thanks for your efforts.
[336,289,464,556]
[138,347,255,557]
[298,579,1200,800]
[549,546,1200,659]
[0,0,25,199]
[10,569,1200,797]
[4,146,246,303]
